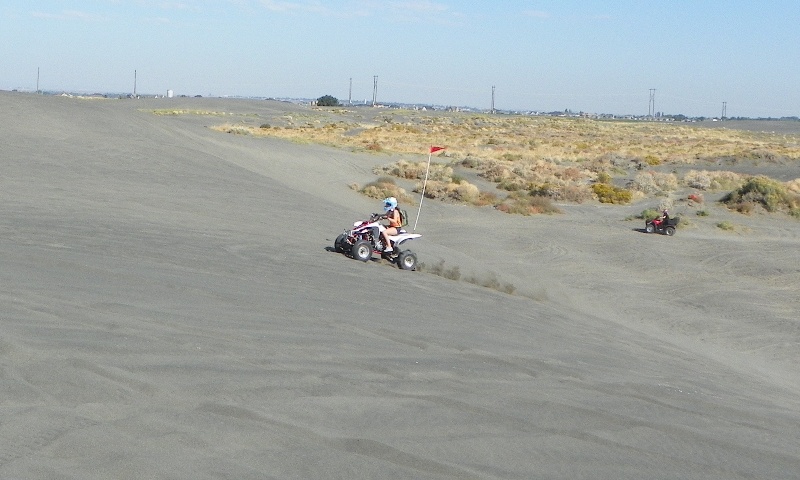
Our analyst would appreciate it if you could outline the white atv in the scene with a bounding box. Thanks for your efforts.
[334,213,421,270]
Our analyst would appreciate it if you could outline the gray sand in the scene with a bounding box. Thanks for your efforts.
[1,92,799,479]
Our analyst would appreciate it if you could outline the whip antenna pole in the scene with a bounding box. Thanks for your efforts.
[413,146,444,232]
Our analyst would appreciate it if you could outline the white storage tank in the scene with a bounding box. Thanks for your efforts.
[167,89,174,98]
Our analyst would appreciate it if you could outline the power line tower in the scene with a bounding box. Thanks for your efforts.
[348,77,352,104]
[721,101,727,120]
[372,75,378,106]
[648,88,656,119]
[491,85,495,114]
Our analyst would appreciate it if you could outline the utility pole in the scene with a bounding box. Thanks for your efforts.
[372,75,378,106]
[36,67,40,94]
[648,88,656,119]
[133,70,137,97]
[491,85,496,114]
[348,77,352,104]
[721,101,727,120]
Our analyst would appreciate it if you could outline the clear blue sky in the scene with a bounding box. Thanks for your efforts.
[2,1,798,117]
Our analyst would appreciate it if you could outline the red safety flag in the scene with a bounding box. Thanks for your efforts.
[430,146,446,153]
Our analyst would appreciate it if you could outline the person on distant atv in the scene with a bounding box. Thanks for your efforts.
[378,197,402,252]
[656,209,670,226]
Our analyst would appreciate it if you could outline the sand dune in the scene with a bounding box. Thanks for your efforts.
[1,91,798,479]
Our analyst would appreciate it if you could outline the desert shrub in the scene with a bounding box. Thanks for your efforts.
[556,166,584,181]
[259,123,271,129]
[460,157,480,168]
[560,184,593,203]
[684,170,712,190]
[643,154,661,166]
[596,171,612,184]
[527,183,591,203]
[696,209,709,216]
[717,221,735,231]
[480,161,513,182]
[501,153,523,161]
[499,178,528,191]
[413,179,482,204]
[416,180,448,199]
[733,201,756,214]
[475,191,499,207]
[630,172,657,194]
[721,175,800,213]
[452,183,481,203]
[630,171,678,194]
[592,183,633,204]
[495,193,562,215]
[709,171,746,191]
[640,208,661,221]
[222,125,251,135]
[365,142,383,152]
[376,160,453,182]
[360,177,413,204]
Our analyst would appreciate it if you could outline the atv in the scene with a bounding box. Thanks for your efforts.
[645,216,679,236]
[334,213,421,270]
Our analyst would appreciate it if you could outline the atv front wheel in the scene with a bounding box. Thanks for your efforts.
[665,226,676,236]
[352,240,373,262]
[397,251,417,271]
[334,233,347,253]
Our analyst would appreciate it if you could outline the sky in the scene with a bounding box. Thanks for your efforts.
[1,1,798,118]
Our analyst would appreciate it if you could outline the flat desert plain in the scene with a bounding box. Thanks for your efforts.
[1,91,799,479]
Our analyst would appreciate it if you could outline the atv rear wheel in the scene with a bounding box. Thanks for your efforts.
[352,240,373,262]
[397,250,417,271]
[645,223,655,234]
[665,226,676,236]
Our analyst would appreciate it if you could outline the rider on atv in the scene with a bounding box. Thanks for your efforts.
[654,209,669,226]
[376,197,402,252]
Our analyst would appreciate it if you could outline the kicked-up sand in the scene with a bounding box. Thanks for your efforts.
[1,91,799,479]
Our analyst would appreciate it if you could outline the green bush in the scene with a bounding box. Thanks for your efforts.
[640,208,660,221]
[721,175,800,214]
[592,183,633,204]
[316,95,340,107]
[717,221,734,231]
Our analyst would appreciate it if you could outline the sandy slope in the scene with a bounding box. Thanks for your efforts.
[1,92,799,479]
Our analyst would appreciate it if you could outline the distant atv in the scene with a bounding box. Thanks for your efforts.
[334,213,421,270]
[646,216,679,236]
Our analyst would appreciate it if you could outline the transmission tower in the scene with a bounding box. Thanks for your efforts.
[372,75,378,106]
[491,86,496,114]
[348,77,352,104]
[648,89,656,119]
[721,101,727,120]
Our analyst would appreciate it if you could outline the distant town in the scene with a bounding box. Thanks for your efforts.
[9,88,799,123]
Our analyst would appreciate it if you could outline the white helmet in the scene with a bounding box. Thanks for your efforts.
[383,197,397,212]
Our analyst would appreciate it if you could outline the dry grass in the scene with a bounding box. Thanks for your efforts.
[149,109,239,116]
[208,110,800,215]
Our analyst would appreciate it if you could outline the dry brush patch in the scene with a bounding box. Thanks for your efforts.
[721,176,800,217]
[208,112,800,215]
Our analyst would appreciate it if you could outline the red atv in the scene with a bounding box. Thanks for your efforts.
[645,216,679,236]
